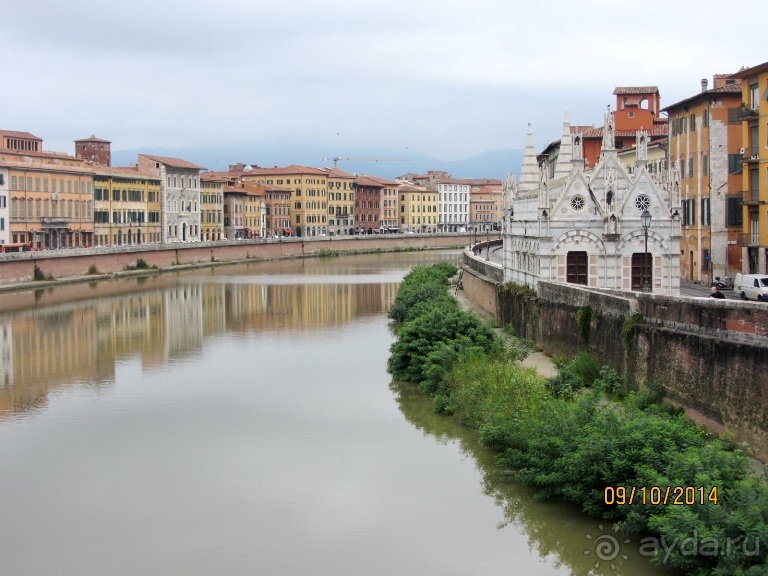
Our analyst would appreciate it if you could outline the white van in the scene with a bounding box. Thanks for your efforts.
[734,273,768,302]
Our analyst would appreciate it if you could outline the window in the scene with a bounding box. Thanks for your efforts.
[703,109,710,127]
[728,154,743,174]
[726,195,743,226]
[688,157,694,178]
[701,197,710,226]
[703,155,709,176]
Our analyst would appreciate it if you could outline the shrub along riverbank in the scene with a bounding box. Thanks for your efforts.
[387,264,768,576]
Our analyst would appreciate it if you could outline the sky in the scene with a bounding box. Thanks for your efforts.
[1,0,764,166]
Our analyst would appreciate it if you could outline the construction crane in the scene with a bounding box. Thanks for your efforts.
[322,157,411,169]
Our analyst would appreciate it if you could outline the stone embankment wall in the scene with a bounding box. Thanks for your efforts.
[461,255,768,460]
[0,234,469,285]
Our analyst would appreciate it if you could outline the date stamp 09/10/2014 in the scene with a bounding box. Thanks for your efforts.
[604,485,719,506]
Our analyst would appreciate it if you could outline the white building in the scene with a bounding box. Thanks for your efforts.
[503,112,681,294]
[436,176,469,232]
[138,154,205,243]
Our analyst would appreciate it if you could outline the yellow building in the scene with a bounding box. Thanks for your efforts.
[92,166,162,246]
[321,167,356,236]
[397,181,437,233]
[241,165,327,237]
[200,172,229,241]
[732,62,768,273]
[1,130,94,248]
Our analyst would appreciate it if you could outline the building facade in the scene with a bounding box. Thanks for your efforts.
[354,176,383,234]
[504,113,681,294]
[138,154,205,244]
[436,176,469,232]
[92,166,161,246]
[241,166,327,237]
[732,62,768,274]
[662,75,743,283]
[322,167,355,236]
[398,182,437,233]
[1,131,94,248]
[367,176,398,232]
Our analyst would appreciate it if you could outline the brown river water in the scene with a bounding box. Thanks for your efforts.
[0,251,675,575]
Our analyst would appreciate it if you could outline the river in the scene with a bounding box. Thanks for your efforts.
[0,251,675,576]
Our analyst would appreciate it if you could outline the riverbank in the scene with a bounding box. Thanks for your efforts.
[452,281,558,378]
[389,263,768,576]
[0,235,469,294]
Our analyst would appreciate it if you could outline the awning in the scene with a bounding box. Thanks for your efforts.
[283,228,292,234]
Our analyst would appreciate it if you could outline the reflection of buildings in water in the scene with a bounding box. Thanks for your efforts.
[202,284,227,337]
[224,282,357,332]
[163,284,204,360]
[355,282,399,317]
[0,274,400,418]
[0,306,109,417]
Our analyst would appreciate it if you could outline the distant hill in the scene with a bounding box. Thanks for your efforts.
[111,145,523,181]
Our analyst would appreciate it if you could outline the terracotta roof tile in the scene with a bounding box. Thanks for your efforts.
[93,165,159,179]
[139,154,205,170]
[613,86,659,95]
[75,135,111,143]
[364,175,397,186]
[661,83,742,112]
[246,165,327,176]
[0,129,42,141]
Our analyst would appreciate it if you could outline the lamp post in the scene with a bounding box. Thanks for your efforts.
[485,226,490,261]
[641,209,652,292]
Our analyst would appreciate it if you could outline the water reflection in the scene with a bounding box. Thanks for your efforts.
[0,254,429,418]
[390,380,677,576]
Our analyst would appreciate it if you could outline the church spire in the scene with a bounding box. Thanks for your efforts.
[519,123,539,193]
[600,107,616,159]
[553,110,573,179]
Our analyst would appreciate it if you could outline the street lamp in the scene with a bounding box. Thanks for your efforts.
[641,209,652,292]
[485,227,490,261]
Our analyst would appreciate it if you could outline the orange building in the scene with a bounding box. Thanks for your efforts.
[662,75,743,282]
[1,130,94,248]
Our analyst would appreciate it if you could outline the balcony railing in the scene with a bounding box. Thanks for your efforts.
[737,106,759,121]
[742,147,761,161]
[736,231,762,246]
[741,190,765,205]
[41,217,71,228]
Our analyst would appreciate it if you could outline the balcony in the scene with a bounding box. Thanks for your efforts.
[741,190,766,206]
[737,106,759,121]
[737,232,762,247]
[742,147,762,162]
[41,217,71,229]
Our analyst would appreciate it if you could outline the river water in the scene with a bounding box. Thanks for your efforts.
[0,251,675,576]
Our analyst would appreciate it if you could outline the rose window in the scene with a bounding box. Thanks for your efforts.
[635,194,650,211]
[570,195,586,211]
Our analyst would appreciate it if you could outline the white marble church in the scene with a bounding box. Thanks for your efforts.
[502,112,681,294]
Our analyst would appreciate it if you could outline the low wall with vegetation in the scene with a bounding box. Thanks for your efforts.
[461,257,768,460]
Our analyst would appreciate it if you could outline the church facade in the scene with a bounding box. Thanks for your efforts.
[503,112,681,295]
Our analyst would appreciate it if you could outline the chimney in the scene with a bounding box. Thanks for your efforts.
[701,78,708,93]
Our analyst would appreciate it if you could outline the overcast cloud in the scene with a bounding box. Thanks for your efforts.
[1,0,764,163]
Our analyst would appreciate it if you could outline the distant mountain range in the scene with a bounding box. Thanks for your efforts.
[111,145,523,181]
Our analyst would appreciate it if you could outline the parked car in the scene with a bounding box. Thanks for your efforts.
[734,273,768,301]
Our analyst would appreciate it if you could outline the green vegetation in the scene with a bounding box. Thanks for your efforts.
[622,311,644,351]
[86,264,99,275]
[577,305,594,347]
[388,263,768,576]
[34,265,46,281]
[317,248,338,258]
